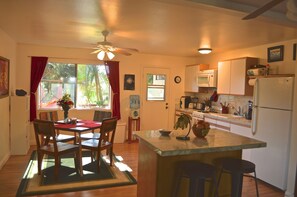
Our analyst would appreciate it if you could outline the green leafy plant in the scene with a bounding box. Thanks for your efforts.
[174,113,192,130]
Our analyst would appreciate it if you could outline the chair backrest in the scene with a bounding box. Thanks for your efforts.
[93,110,112,122]
[39,111,59,121]
[99,117,117,146]
[33,119,57,149]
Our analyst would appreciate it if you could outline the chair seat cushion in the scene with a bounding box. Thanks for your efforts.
[40,142,79,153]
[80,132,100,139]
[44,134,75,142]
[81,139,111,149]
[57,134,76,141]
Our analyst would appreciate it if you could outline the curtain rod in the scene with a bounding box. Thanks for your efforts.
[27,56,99,61]
[26,56,119,63]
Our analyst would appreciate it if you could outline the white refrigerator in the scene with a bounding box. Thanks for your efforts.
[250,77,294,190]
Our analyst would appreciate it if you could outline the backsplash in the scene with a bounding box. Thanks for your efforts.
[196,93,253,115]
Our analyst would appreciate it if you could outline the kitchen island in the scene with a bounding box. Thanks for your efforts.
[134,129,266,197]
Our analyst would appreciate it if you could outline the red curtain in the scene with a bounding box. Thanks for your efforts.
[104,61,121,120]
[30,57,48,121]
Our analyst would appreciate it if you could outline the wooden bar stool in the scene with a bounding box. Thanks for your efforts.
[216,158,259,197]
[173,160,218,197]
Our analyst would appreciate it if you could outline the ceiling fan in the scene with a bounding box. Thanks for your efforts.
[242,0,286,20]
[91,30,139,60]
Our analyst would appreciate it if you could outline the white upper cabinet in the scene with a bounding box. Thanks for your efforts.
[185,65,199,92]
[218,61,231,94]
[218,57,258,96]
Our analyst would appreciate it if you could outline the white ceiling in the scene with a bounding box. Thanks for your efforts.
[0,0,296,57]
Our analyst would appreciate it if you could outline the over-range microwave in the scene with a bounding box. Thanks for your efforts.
[197,69,217,87]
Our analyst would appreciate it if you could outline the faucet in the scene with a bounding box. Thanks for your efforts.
[232,106,243,116]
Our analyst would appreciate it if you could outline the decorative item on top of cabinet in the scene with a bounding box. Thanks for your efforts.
[217,57,258,96]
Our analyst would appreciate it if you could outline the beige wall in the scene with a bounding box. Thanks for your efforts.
[0,29,16,168]
[198,39,297,74]
[16,44,196,144]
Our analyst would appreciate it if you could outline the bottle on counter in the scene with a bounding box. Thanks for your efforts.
[246,101,253,120]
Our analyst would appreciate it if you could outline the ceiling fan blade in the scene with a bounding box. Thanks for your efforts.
[118,47,139,52]
[242,0,285,20]
[113,48,132,56]
[91,49,101,54]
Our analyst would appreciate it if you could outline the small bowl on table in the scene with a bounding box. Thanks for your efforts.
[159,129,172,136]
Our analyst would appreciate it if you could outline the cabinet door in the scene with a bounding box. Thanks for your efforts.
[216,120,230,131]
[230,59,246,95]
[230,124,252,160]
[217,61,230,94]
[185,65,199,92]
[204,117,216,129]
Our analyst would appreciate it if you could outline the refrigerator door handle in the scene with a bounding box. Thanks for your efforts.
[252,106,257,135]
[253,78,259,106]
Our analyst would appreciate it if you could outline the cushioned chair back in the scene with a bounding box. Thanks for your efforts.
[39,111,59,121]
[93,110,112,122]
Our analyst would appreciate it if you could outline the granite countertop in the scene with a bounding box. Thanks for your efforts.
[204,113,252,127]
[176,108,252,127]
[134,129,266,157]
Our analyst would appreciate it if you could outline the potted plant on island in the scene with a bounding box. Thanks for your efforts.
[174,113,192,140]
[174,113,210,140]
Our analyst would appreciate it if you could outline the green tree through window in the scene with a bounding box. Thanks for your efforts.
[39,62,110,109]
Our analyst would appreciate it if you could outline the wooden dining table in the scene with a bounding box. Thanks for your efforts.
[54,119,102,175]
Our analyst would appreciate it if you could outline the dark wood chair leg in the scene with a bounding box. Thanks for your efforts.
[109,148,113,166]
[37,152,43,175]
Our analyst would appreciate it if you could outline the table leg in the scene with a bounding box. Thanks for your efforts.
[78,132,83,176]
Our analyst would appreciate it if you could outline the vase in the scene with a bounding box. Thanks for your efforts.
[62,106,70,122]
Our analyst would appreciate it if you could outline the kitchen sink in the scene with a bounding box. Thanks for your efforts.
[231,115,243,118]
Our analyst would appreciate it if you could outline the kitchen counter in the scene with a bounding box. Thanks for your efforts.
[176,108,252,127]
[134,129,266,197]
[204,112,252,127]
[135,129,265,156]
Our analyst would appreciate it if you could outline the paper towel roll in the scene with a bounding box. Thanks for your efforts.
[248,79,256,86]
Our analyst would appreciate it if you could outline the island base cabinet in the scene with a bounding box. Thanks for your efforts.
[137,140,242,197]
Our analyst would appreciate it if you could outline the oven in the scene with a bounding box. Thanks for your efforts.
[191,111,204,124]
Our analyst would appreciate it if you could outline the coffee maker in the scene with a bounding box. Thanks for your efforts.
[191,97,199,109]
[180,96,191,109]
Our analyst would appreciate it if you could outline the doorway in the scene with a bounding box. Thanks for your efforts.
[141,67,170,130]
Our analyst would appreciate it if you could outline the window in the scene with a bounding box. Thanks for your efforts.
[146,74,166,101]
[39,62,111,109]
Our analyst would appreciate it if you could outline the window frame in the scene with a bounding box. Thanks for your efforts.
[38,62,111,110]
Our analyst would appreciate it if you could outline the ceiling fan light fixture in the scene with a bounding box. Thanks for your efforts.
[107,51,115,60]
[198,48,212,54]
[97,51,105,60]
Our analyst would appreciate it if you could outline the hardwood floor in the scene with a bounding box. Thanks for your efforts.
[0,143,284,197]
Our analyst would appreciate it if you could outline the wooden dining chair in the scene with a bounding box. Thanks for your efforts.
[39,111,76,143]
[81,117,117,172]
[33,119,81,179]
[80,110,112,140]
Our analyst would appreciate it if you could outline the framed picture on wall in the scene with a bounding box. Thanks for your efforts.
[0,56,9,98]
[124,74,135,90]
[267,45,284,62]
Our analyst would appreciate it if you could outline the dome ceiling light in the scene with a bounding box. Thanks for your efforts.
[198,48,212,54]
